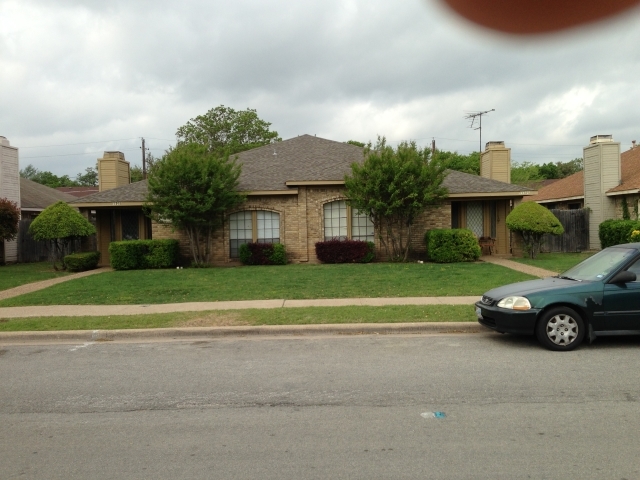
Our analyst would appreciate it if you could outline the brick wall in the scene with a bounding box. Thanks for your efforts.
[150,188,454,265]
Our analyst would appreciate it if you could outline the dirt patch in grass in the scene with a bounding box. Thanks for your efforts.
[173,311,251,327]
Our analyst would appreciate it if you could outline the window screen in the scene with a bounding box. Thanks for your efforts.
[257,211,280,244]
[229,211,253,258]
[351,208,374,242]
[324,201,347,241]
[121,211,139,240]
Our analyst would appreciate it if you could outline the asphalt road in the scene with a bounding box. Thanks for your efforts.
[1,332,640,479]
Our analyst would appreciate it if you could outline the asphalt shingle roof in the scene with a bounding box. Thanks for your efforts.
[20,177,77,210]
[70,135,532,205]
[71,180,149,204]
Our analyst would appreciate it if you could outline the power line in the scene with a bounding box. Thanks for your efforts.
[22,149,140,159]
[20,138,140,149]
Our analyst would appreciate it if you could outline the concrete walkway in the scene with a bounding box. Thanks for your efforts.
[479,255,558,278]
[0,267,112,301]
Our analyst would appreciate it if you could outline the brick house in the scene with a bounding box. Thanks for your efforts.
[524,135,640,249]
[71,135,534,266]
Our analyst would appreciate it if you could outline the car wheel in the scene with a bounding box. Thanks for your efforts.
[535,307,585,351]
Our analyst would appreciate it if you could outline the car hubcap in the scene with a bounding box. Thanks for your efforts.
[546,314,578,346]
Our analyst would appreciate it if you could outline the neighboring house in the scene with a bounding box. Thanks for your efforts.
[20,177,77,219]
[525,136,640,249]
[0,136,20,263]
[71,135,534,266]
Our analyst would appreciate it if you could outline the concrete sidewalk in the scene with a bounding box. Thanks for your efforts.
[0,296,479,318]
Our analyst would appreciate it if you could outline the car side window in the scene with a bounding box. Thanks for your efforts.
[626,259,640,282]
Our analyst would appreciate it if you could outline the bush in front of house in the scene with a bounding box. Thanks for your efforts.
[63,251,101,272]
[315,239,376,263]
[425,229,481,263]
[109,239,180,270]
[506,202,564,259]
[599,219,640,248]
[239,242,287,265]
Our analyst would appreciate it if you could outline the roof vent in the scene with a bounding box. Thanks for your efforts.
[589,135,613,144]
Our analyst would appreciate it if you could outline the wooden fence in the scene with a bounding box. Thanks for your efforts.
[16,219,94,263]
[541,208,589,253]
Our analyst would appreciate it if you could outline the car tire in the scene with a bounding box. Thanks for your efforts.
[535,307,585,351]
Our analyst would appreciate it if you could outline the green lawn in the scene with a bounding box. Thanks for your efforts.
[0,305,476,331]
[0,262,534,307]
[509,252,593,273]
[0,262,71,291]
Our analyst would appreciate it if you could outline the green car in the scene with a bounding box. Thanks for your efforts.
[475,244,640,351]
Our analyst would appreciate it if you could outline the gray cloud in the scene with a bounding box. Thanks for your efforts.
[2,0,640,176]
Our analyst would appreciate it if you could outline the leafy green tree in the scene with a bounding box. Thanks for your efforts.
[557,158,583,177]
[346,140,366,148]
[130,166,144,183]
[28,201,96,270]
[0,198,20,243]
[511,161,543,184]
[345,137,448,262]
[175,105,280,156]
[20,165,77,188]
[433,150,480,175]
[146,143,245,265]
[75,167,98,186]
[538,162,561,179]
[506,202,564,259]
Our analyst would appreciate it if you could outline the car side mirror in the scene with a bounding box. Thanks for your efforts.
[609,270,637,284]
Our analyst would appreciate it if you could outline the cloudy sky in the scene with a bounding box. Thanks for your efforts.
[2,0,640,177]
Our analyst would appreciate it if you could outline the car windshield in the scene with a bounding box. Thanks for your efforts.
[559,247,637,282]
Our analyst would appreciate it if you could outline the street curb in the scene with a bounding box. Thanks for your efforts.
[0,322,486,344]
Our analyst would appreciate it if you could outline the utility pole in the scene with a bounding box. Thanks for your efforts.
[431,138,436,156]
[464,109,495,153]
[140,138,149,179]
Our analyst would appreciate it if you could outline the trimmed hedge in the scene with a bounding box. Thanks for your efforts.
[63,251,101,272]
[599,219,640,248]
[425,228,481,263]
[109,239,180,270]
[315,239,375,264]
[239,242,287,265]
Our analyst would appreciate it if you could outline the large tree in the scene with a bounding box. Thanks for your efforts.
[0,198,20,243]
[146,143,245,265]
[345,138,448,262]
[433,150,480,175]
[28,201,96,270]
[20,165,77,188]
[175,105,281,156]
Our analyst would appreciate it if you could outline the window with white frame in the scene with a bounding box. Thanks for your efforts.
[229,210,280,258]
[323,200,374,242]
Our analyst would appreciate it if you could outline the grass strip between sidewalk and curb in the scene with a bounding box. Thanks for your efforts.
[0,305,476,331]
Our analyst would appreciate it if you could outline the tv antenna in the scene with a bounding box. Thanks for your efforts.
[464,109,494,153]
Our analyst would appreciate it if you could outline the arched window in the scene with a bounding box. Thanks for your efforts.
[323,200,374,242]
[229,211,280,258]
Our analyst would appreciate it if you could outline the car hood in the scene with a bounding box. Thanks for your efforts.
[482,277,595,301]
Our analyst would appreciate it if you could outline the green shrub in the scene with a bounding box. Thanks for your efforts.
[238,242,287,265]
[425,229,481,263]
[506,202,564,259]
[599,219,640,248]
[109,239,180,270]
[63,251,101,272]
